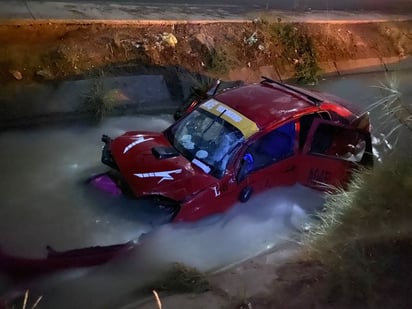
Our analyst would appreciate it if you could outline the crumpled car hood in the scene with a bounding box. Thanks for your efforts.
[109,131,215,201]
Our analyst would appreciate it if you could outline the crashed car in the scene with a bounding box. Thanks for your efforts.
[94,77,373,223]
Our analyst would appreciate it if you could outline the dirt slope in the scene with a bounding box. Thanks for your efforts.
[0,20,411,85]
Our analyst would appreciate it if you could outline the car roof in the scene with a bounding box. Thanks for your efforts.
[214,80,359,129]
[215,81,319,129]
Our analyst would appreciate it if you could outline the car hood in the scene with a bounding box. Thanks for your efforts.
[109,131,216,201]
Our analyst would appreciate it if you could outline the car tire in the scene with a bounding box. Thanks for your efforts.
[239,186,253,203]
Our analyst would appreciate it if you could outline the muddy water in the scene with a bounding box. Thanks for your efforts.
[0,116,174,256]
[0,115,323,308]
[0,70,411,308]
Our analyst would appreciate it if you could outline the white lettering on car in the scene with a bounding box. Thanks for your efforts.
[134,169,183,184]
[123,136,154,154]
[212,185,220,197]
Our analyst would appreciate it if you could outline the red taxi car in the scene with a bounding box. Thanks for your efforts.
[96,77,373,223]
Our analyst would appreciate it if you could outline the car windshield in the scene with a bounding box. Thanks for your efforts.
[165,109,244,178]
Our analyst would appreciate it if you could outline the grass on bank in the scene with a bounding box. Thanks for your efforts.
[269,22,321,84]
[198,20,321,84]
[140,263,210,295]
[304,77,412,307]
[206,48,232,75]
[306,158,412,305]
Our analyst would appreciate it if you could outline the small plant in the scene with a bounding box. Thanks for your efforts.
[82,71,118,120]
[270,23,320,84]
[141,263,210,294]
[206,48,230,75]
[368,74,412,135]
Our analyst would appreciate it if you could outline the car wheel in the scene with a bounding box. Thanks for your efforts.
[239,186,253,203]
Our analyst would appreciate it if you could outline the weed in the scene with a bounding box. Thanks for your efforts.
[368,74,412,134]
[270,23,320,84]
[141,263,210,294]
[82,71,117,120]
[206,48,229,75]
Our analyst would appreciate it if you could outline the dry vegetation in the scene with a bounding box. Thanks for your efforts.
[303,157,412,308]
[140,263,210,295]
[0,20,411,86]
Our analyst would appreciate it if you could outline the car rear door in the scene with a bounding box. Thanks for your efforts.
[297,118,369,189]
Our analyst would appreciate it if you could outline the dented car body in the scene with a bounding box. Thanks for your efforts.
[98,77,373,223]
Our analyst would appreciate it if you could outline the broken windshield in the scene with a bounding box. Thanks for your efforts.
[166,109,244,178]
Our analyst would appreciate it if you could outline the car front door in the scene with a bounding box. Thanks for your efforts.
[236,121,298,201]
[298,118,369,189]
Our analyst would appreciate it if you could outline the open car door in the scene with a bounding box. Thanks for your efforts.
[298,118,370,190]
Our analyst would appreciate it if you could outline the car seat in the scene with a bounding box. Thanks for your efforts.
[249,131,292,170]
[259,132,292,160]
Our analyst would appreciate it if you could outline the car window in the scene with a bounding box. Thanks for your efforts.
[309,123,367,162]
[166,109,244,178]
[299,112,330,149]
[238,122,295,180]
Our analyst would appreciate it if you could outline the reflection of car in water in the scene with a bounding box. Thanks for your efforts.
[0,241,136,279]
[95,77,373,223]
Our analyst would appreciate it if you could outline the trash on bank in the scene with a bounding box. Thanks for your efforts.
[9,69,23,80]
[244,31,258,46]
[162,32,178,48]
